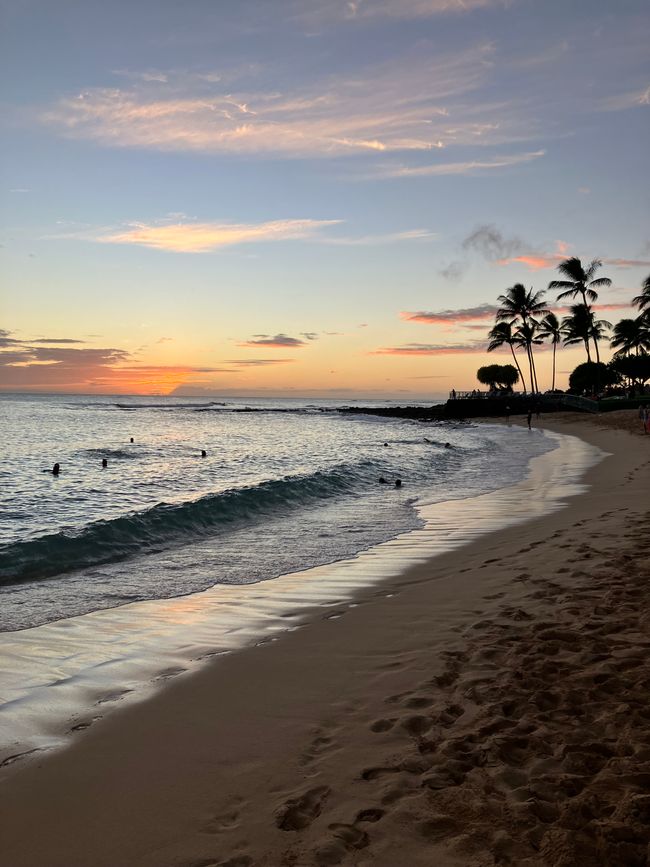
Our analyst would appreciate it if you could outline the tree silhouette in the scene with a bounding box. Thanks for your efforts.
[549,258,611,359]
[487,321,527,393]
[496,283,548,393]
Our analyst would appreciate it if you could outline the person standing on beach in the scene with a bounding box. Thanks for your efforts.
[527,409,533,430]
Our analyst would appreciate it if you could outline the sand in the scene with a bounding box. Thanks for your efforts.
[0,411,648,867]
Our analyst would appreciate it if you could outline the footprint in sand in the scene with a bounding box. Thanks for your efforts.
[369,718,396,732]
[275,785,331,831]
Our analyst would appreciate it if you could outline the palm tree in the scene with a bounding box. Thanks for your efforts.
[549,258,611,359]
[632,273,650,323]
[561,304,611,363]
[549,257,612,304]
[561,305,593,361]
[487,321,527,393]
[514,320,543,393]
[610,317,650,357]
[496,283,548,394]
[589,314,611,364]
[538,312,562,391]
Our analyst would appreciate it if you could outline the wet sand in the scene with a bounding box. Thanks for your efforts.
[0,412,648,867]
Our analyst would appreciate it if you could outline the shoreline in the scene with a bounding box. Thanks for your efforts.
[0,414,648,866]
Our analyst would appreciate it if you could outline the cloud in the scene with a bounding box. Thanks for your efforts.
[156,336,174,343]
[322,229,437,245]
[223,358,295,366]
[371,341,486,355]
[373,150,545,179]
[301,0,511,23]
[400,304,498,325]
[603,258,650,268]
[238,334,307,348]
[92,218,341,253]
[0,335,233,393]
[300,332,319,341]
[496,240,571,270]
[38,45,531,159]
[30,338,87,344]
[462,224,527,260]
[439,260,466,281]
[600,85,650,111]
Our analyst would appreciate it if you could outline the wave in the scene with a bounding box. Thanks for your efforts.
[80,448,140,459]
[114,401,227,410]
[0,462,381,585]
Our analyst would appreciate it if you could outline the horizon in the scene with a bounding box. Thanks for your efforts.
[2,0,649,397]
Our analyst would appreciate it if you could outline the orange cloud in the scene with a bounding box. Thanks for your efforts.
[496,240,570,270]
[0,336,234,394]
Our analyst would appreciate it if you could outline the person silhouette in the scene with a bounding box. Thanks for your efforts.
[201,450,207,457]
[52,462,60,475]
[102,458,108,468]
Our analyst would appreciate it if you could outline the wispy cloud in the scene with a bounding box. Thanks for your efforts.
[238,333,308,348]
[91,219,341,252]
[323,229,437,245]
[37,45,533,159]
[372,150,544,178]
[400,304,498,325]
[224,358,295,366]
[600,85,650,111]
[300,0,512,23]
[30,337,87,344]
[603,257,650,268]
[371,341,486,355]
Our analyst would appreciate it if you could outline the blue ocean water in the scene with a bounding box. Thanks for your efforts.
[0,394,555,631]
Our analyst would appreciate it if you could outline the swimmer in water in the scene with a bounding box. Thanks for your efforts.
[379,476,387,484]
[102,458,108,468]
[52,462,60,476]
[444,442,451,449]
[201,450,207,457]
[130,437,134,443]
[395,478,402,488]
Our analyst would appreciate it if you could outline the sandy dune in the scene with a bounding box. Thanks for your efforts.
[0,412,648,867]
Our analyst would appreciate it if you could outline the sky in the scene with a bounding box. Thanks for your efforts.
[1,0,648,397]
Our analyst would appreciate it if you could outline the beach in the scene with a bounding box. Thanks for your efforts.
[0,411,648,867]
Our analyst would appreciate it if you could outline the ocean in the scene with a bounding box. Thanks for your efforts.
[1,393,557,632]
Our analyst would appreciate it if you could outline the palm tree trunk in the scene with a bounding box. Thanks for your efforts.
[526,343,536,394]
[530,344,539,394]
[594,338,601,364]
[509,344,527,393]
[551,342,556,391]
[584,339,592,362]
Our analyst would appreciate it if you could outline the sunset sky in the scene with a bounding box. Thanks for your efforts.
[1,0,648,397]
